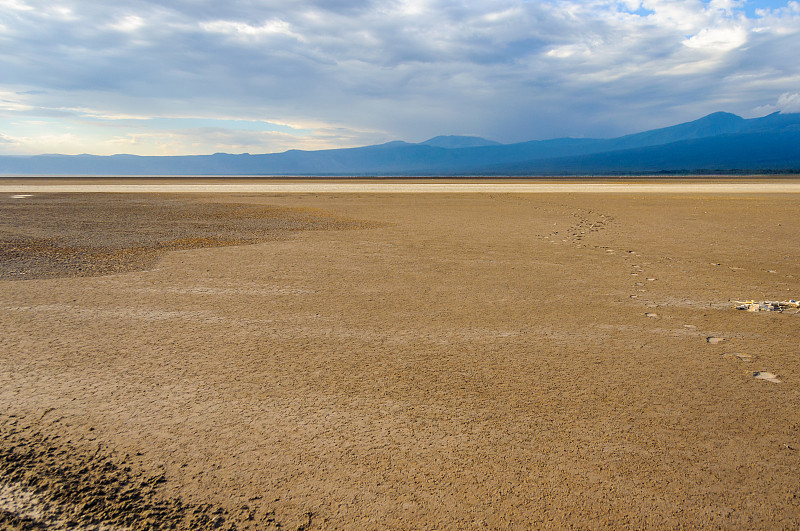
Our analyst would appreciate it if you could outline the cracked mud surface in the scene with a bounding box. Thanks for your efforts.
[2,187,800,528]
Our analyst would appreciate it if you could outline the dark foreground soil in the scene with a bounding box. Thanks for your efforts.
[0,416,293,530]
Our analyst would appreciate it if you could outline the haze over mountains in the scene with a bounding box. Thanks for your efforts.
[2,112,799,176]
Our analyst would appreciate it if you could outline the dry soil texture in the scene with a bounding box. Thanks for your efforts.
[1,185,799,529]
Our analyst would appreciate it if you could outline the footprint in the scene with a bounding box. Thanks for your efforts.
[722,352,751,362]
[754,372,781,383]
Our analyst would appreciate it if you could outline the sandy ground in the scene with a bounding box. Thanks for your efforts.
[1,182,799,529]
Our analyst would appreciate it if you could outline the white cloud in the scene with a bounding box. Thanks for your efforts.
[757,91,800,114]
[752,0,800,34]
[776,92,800,112]
[107,14,145,33]
[0,0,33,11]
[0,92,34,112]
[546,44,593,59]
[683,24,747,50]
[199,19,303,41]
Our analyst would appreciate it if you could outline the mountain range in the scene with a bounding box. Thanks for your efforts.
[2,112,799,175]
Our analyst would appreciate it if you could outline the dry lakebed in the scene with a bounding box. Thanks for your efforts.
[1,179,799,529]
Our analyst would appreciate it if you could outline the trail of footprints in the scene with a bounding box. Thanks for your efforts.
[538,207,655,297]
[537,206,656,298]
[540,207,614,245]
[538,207,786,385]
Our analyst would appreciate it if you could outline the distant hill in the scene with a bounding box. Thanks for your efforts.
[419,136,502,148]
[2,112,799,175]
[473,131,800,175]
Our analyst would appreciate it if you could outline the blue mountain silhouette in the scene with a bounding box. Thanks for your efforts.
[2,112,799,175]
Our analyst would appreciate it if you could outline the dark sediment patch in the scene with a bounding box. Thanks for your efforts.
[0,194,374,280]
[0,415,283,530]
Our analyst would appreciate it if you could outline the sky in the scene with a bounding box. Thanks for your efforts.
[1,0,799,156]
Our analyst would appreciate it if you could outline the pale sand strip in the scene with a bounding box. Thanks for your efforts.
[2,181,800,193]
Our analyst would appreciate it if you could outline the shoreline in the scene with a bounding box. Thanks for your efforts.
[3,178,800,193]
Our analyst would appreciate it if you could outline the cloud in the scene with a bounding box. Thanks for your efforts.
[754,92,800,114]
[683,25,748,50]
[199,19,304,41]
[106,14,145,33]
[775,92,800,112]
[0,0,33,11]
[1,0,800,154]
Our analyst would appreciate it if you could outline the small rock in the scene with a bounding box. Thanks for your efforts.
[645,313,658,318]
[707,337,725,344]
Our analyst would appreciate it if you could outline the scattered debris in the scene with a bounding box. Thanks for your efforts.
[734,300,800,313]
[707,337,725,344]
[753,371,781,383]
